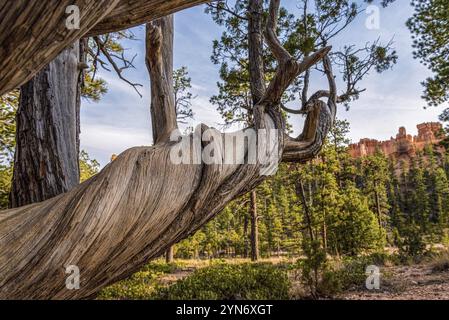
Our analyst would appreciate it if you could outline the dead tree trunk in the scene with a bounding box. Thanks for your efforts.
[9,42,83,208]
[0,0,336,299]
[247,0,266,262]
[146,16,178,144]
[165,246,174,263]
[250,190,260,261]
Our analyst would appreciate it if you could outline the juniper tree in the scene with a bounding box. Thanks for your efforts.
[0,0,394,299]
[1,0,337,298]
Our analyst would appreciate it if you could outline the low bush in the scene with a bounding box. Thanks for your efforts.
[97,261,180,300]
[318,252,396,296]
[97,270,161,300]
[152,263,290,300]
[319,257,369,295]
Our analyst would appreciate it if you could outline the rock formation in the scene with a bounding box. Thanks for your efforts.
[349,122,444,159]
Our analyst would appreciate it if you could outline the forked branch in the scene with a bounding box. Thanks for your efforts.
[259,0,332,108]
[253,0,336,164]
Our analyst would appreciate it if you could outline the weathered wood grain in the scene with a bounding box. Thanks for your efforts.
[0,0,119,95]
[87,0,210,36]
[146,16,178,144]
[0,123,275,299]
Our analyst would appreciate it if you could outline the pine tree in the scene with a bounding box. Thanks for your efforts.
[409,154,431,232]
[361,151,391,235]
[333,183,384,255]
[407,0,449,108]
[431,167,449,236]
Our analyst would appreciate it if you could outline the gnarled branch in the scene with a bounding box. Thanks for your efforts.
[259,0,331,107]
[255,0,336,163]
[282,55,337,162]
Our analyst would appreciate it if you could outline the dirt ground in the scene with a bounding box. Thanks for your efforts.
[338,264,449,300]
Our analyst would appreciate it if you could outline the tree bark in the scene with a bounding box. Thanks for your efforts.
[88,0,209,37]
[0,0,118,95]
[248,0,266,105]
[297,180,314,242]
[374,182,383,227]
[165,246,174,263]
[246,0,265,262]
[243,213,249,258]
[250,190,260,261]
[9,42,83,208]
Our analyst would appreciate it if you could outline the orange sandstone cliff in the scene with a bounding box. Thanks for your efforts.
[349,122,444,159]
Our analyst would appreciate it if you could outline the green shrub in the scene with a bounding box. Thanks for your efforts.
[365,251,400,266]
[140,261,180,274]
[98,270,162,300]
[394,223,427,258]
[98,261,180,300]
[320,257,369,295]
[296,240,328,298]
[319,252,396,296]
[152,263,290,300]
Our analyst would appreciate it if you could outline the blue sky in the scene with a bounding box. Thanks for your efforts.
[80,1,446,166]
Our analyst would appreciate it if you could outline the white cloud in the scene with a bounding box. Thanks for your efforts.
[80,124,151,167]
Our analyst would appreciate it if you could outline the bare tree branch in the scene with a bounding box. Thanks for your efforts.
[92,36,143,97]
[146,15,178,144]
[260,0,332,107]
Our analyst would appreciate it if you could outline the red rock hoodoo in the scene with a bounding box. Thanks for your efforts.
[348,122,444,159]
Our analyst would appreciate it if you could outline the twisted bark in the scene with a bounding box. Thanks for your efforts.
[0,0,118,95]
[0,121,278,299]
